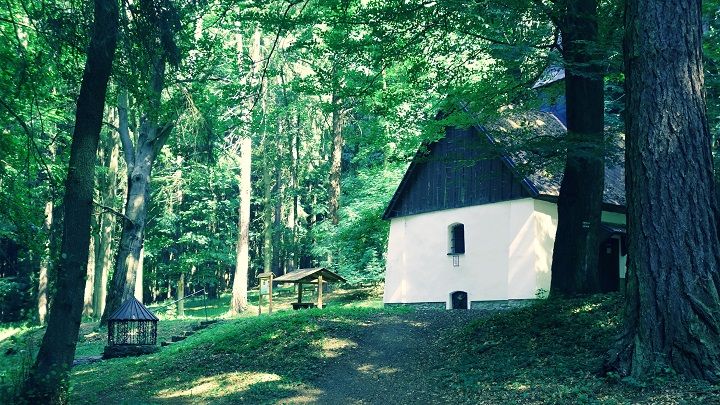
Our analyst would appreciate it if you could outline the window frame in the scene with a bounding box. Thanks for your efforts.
[448,223,465,255]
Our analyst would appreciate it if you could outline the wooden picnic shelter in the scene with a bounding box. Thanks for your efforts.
[274,267,346,309]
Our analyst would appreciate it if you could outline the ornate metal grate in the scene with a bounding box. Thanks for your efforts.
[108,319,158,346]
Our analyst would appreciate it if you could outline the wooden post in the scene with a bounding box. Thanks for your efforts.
[268,273,273,314]
[317,275,323,308]
[258,282,262,315]
[297,283,303,303]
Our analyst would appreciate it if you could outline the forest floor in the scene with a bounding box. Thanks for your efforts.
[3,288,720,404]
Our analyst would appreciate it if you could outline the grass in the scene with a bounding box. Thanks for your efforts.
[69,304,398,404]
[4,287,720,403]
[0,284,384,402]
[437,293,720,404]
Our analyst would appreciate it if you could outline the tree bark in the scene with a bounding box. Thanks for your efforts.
[93,129,119,317]
[286,114,299,273]
[102,57,171,324]
[82,216,98,317]
[230,137,251,314]
[135,245,144,301]
[262,126,273,276]
[37,197,53,325]
[177,272,185,317]
[272,119,285,275]
[549,0,605,296]
[605,0,720,381]
[20,0,118,400]
[328,93,344,226]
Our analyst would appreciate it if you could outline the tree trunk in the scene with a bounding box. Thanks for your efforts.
[286,114,299,273]
[177,272,185,317]
[328,94,343,226]
[262,132,273,276]
[93,130,119,317]
[230,137,251,314]
[272,119,285,275]
[606,0,720,381]
[549,0,605,296]
[82,216,98,317]
[135,246,144,302]
[20,0,117,400]
[37,198,53,325]
[102,57,171,324]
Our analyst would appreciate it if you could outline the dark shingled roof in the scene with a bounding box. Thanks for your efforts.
[274,268,347,283]
[490,111,626,208]
[107,297,159,321]
[383,109,626,219]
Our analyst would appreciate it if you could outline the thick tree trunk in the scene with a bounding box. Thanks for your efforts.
[20,0,117,400]
[93,130,119,317]
[102,58,171,324]
[230,137,251,314]
[549,0,605,296]
[606,0,720,381]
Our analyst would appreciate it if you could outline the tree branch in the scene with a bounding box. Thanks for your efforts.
[0,97,58,188]
[93,200,134,225]
[457,29,556,49]
[117,88,135,173]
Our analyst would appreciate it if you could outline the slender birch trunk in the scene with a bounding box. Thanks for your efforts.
[230,137,251,313]
[93,130,119,316]
[177,272,185,317]
[82,217,97,317]
[37,198,53,324]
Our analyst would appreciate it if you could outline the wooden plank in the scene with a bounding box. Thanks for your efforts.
[268,273,273,314]
[317,275,323,308]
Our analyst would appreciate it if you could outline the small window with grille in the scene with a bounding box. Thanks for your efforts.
[448,223,465,255]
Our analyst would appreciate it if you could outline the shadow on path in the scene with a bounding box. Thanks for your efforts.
[291,310,493,404]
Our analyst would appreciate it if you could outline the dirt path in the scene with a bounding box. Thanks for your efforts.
[305,310,492,404]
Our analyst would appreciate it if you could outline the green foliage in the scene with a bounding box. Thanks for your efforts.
[313,164,404,284]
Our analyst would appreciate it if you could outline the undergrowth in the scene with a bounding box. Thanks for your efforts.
[439,293,720,404]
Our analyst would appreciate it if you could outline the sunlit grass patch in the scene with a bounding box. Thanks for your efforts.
[319,337,357,358]
[155,371,282,401]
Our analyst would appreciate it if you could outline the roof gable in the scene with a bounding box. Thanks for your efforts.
[383,111,626,220]
[382,125,534,220]
[107,297,159,321]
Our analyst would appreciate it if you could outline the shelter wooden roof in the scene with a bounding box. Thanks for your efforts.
[274,268,346,284]
[107,297,159,321]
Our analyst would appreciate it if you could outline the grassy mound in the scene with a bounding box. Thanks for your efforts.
[439,293,720,404]
[68,305,392,404]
